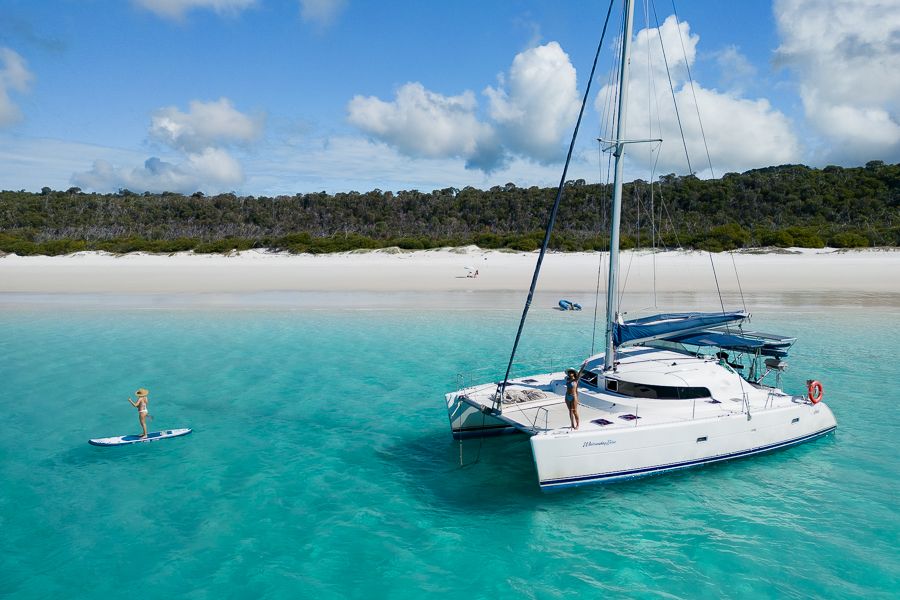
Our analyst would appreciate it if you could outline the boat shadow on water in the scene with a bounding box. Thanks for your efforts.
[385,427,838,511]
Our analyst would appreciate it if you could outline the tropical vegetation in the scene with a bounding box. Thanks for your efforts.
[0,162,897,255]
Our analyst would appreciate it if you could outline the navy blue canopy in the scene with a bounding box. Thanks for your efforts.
[670,331,765,350]
[612,311,748,347]
[663,328,795,357]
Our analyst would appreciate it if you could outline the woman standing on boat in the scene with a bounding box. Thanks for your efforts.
[565,369,580,430]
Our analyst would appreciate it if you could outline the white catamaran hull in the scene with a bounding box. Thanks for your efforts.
[531,401,836,490]
[447,389,516,439]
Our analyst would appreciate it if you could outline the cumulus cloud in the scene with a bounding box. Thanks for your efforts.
[775,0,900,163]
[485,42,580,162]
[598,15,801,177]
[347,83,501,169]
[347,42,581,172]
[73,99,262,193]
[0,47,34,127]
[134,0,256,20]
[73,153,243,194]
[299,0,347,26]
[240,134,590,197]
[150,98,264,152]
[714,46,757,94]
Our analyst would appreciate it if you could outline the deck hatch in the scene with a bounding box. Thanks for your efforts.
[619,414,641,421]
[697,436,708,442]
[792,417,800,424]
[591,418,614,426]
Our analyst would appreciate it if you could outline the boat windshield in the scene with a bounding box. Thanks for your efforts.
[606,378,711,400]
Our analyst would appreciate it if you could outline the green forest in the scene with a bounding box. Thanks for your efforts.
[1,161,897,255]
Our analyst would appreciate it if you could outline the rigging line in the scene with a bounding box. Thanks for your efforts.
[650,0,692,174]
[669,0,714,178]
[643,0,663,307]
[650,142,662,305]
[600,12,623,144]
[708,251,730,334]
[497,0,617,404]
[591,251,605,354]
[618,213,636,310]
[657,186,684,250]
[731,251,747,312]
[592,147,614,354]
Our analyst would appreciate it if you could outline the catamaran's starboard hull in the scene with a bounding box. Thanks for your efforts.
[531,402,836,490]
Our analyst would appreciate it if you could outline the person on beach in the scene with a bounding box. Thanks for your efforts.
[565,368,580,430]
[128,388,151,438]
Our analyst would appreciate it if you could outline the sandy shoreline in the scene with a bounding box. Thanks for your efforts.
[1,247,898,298]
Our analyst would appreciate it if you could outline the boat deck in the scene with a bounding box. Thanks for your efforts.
[457,356,802,435]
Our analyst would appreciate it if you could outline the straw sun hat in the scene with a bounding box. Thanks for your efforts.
[135,388,149,397]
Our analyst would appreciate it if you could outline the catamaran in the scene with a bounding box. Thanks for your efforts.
[444,0,836,490]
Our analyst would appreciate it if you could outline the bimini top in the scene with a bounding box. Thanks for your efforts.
[667,329,796,357]
[612,311,748,347]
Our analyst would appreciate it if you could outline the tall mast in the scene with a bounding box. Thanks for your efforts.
[604,0,636,371]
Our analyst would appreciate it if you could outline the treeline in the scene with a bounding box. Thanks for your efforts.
[1,161,897,255]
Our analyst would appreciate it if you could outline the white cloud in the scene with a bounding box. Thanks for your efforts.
[242,135,594,197]
[0,130,596,197]
[485,41,580,162]
[775,0,900,163]
[346,42,581,172]
[299,0,347,26]
[0,47,34,127]
[72,98,261,193]
[598,15,801,177]
[150,98,264,152]
[347,83,502,169]
[714,46,757,94]
[134,0,256,21]
[73,150,243,194]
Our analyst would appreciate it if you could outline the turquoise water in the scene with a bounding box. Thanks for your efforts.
[1,292,897,598]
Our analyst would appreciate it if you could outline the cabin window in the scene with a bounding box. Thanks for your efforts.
[580,371,599,387]
[607,379,711,399]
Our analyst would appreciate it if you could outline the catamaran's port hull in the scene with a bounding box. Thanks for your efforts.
[531,402,837,490]
[446,392,517,439]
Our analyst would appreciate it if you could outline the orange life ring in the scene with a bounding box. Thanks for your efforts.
[807,380,824,404]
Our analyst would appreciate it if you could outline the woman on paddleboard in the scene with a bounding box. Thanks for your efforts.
[128,388,151,438]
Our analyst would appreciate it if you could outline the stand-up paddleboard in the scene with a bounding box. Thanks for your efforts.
[89,428,192,446]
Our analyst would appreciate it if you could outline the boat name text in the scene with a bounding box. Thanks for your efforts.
[583,440,617,448]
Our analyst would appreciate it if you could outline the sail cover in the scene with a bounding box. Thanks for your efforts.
[670,331,765,350]
[612,312,748,346]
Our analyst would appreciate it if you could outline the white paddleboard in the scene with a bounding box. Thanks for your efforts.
[89,428,192,446]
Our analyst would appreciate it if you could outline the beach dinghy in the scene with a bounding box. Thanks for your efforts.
[558,299,582,311]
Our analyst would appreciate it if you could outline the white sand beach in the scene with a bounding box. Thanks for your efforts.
[0,247,898,296]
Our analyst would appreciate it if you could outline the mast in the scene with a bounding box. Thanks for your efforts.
[604,0,636,371]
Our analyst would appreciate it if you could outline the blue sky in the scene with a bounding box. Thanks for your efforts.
[1,0,898,196]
